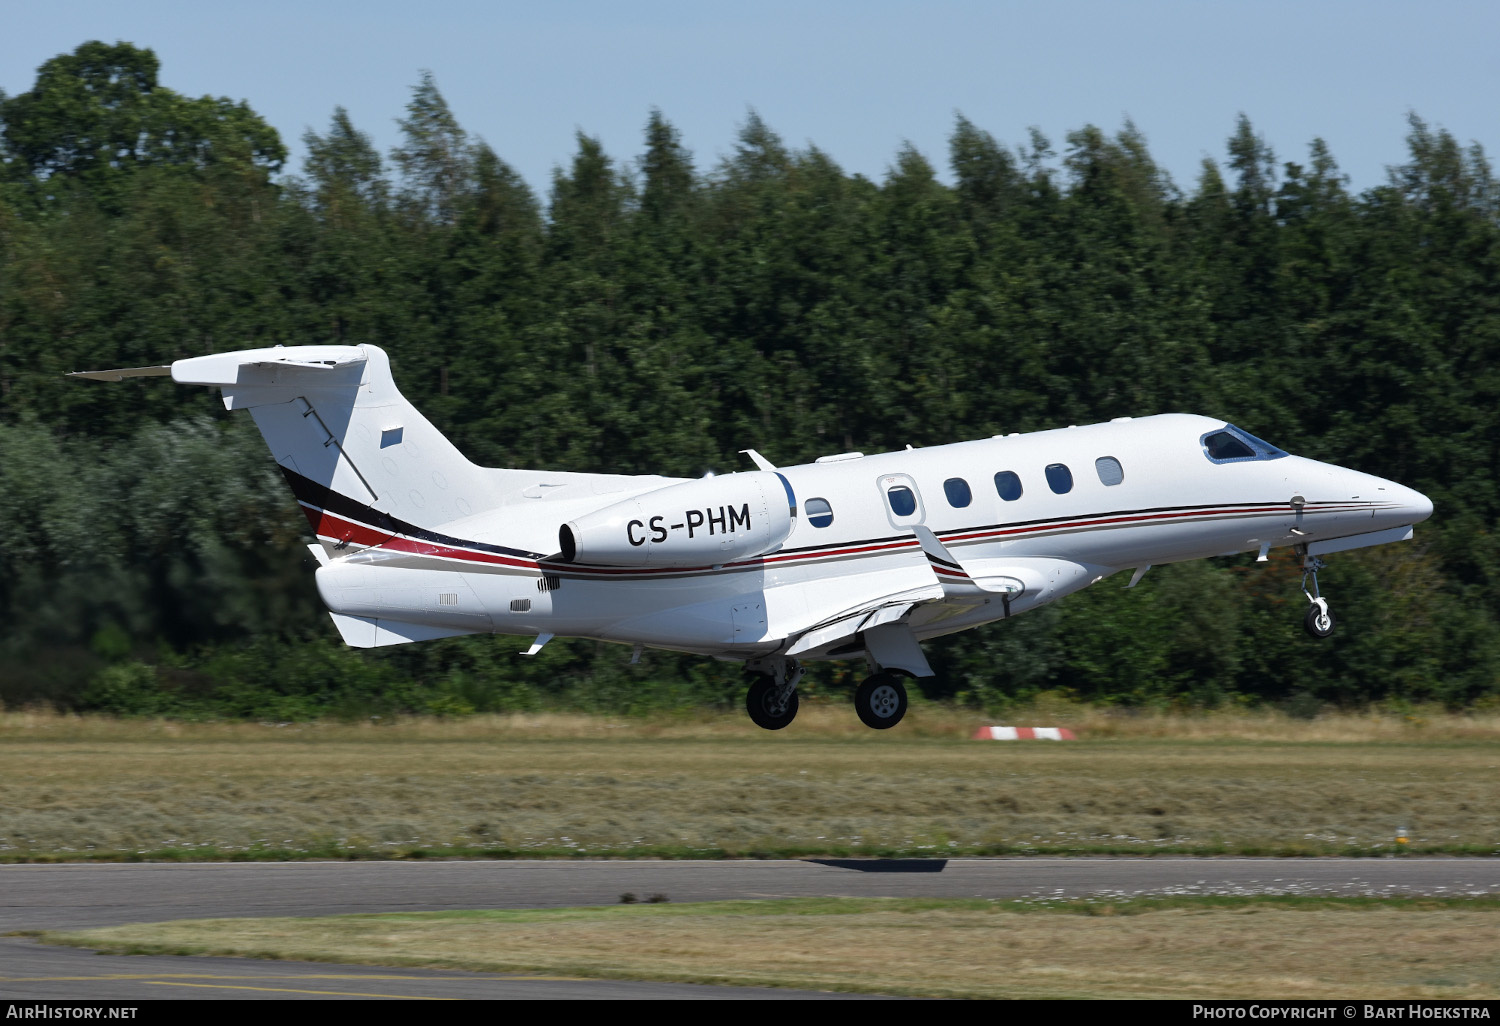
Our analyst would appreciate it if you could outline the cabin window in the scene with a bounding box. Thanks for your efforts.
[1045,463,1073,494]
[943,477,972,508]
[994,471,1023,502]
[1095,456,1124,486]
[805,497,835,528]
[1201,425,1288,464]
[887,486,917,517]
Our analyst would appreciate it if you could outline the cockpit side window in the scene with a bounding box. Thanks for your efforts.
[1201,424,1289,464]
[1203,431,1255,461]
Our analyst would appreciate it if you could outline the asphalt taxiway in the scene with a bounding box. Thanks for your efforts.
[3,858,1496,1000]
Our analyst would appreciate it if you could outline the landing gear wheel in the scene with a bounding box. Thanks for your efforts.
[746,677,798,730]
[854,673,908,730]
[1303,603,1336,639]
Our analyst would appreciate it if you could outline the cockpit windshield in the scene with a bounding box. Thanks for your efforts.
[1201,424,1288,464]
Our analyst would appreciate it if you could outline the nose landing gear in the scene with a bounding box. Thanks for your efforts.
[1300,553,1336,638]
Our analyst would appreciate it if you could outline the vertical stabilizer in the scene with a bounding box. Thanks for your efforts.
[170,344,504,549]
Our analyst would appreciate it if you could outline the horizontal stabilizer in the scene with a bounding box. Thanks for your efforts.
[68,348,369,388]
[172,346,368,387]
[66,365,173,381]
[328,612,477,649]
[246,357,365,371]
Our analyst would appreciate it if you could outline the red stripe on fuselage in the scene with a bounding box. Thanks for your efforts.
[940,503,1357,545]
[304,500,1385,581]
[303,507,394,548]
[379,535,540,570]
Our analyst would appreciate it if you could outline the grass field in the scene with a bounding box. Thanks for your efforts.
[32,896,1500,999]
[2,706,1498,861]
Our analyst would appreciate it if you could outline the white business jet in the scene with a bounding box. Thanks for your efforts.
[73,345,1433,730]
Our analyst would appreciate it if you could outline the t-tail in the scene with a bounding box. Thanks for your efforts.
[162,345,514,549]
[72,344,545,647]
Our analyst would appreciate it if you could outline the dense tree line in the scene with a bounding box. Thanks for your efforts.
[2,42,1497,717]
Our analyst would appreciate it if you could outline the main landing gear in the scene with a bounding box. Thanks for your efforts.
[853,671,909,730]
[1300,553,1336,639]
[743,658,912,730]
[744,657,803,730]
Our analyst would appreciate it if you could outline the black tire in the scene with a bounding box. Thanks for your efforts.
[1303,603,1336,639]
[746,677,798,730]
[854,673,908,730]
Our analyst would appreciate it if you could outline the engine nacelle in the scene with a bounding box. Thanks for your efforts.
[559,472,795,567]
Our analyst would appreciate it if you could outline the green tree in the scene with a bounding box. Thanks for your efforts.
[391,71,471,224]
[0,41,283,197]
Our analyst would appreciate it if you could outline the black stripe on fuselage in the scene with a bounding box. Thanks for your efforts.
[771,500,1306,556]
[277,466,543,560]
[288,470,1381,581]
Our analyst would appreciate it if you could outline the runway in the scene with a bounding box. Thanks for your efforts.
[3,857,1497,1000]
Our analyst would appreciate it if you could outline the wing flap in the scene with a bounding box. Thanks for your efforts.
[786,602,915,658]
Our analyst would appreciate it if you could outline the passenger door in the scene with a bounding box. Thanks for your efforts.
[877,473,926,531]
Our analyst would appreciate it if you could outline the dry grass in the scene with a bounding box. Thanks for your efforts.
[2,707,1497,860]
[6,701,1500,742]
[36,897,1500,999]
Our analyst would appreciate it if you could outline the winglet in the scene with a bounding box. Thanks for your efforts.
[912,525,1023,603]
[912,525,977,587]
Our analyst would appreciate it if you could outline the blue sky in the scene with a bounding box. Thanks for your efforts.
[5,1,1498,198]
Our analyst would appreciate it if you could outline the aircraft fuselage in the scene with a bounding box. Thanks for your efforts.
[311,412,1431,661]
[74,344,1435,729]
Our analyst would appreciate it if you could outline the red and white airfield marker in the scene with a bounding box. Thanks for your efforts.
[971,726,1077,740]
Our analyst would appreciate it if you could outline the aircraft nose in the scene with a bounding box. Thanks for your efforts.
[1343,469,1432,527]
[1366,476,1432,526]
[1403,486,1434,525]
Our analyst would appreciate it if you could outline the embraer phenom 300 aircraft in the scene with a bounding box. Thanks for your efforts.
[74,345,1433,730]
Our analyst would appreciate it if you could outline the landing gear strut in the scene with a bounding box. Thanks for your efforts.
[744,657,803,730]
[1300,554,1336,639]
[854,671,909,730]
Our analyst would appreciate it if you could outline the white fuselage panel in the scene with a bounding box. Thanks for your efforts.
[311,413,1433,658]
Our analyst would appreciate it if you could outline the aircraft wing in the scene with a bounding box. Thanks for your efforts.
[910,525,1025,602]
[778,527,1078,663]
[783,592,938,659]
